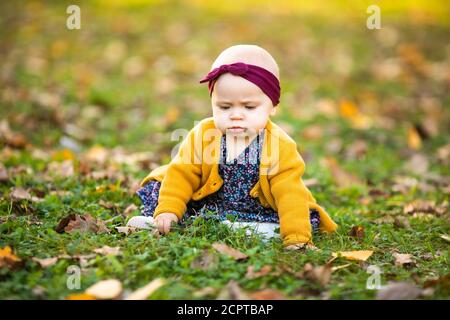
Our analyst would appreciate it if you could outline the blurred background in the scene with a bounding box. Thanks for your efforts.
[0,0,449,186]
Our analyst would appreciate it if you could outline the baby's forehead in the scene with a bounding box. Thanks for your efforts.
[211,45,280,80]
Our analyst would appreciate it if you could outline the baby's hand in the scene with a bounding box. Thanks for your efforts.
[154,213,179,235]
[284,243,318,251]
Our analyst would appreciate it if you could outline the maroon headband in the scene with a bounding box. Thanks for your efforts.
[199,62,280,106]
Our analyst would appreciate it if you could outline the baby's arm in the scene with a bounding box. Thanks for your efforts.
[269,142,313,247]
[152,125,202,228]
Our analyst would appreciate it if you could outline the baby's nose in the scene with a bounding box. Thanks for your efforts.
[229,110,244,120]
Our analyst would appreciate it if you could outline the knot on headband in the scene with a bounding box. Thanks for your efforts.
[199,62,280,106]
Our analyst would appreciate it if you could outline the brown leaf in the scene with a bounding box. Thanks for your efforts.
[322,157,364,188]
[32,257,58,268]
[407,126,422,150]
[125,278,165,300]
[123,204,138,216]
[348,226,365,240]
[10,187,31,201]
[376,282,422,300]
[212,243,248,261]
[216,280,250,300]
[85,279,123,300]
[0,164,9,182]
[63,214,110,234]
[46,160,74,177]
[332,250,373,262]
[190,250,218,270]
[0,246,23,270]
[93,246,121,256]
[55,213,76,233]
[392,252,416,268]
[245,265,273,279]
[303,263,333,286]
[248,288,286,300]
[403,200,436,215]
[115,226,137,235]
[393,216,411,229]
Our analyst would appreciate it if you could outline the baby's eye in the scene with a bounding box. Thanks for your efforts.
[245,106,256,110]
[218,106,230,110]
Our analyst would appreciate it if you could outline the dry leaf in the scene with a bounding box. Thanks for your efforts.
[393,253,416,268]
[440,234,450,242]
[376,282,422,300]
[116,226,137,235]
[32,257,58,268]
[332,250,373,262]
[93,246,121,256]
[407,126,422,150]
[193,287,217,298]
[9,187,31,201]
[322,157,364,188]
[216,280,250,300]
[303,263,333,286]
[393,216,411,229]
[245,265,273,279]
[46,160,74,177]
[125,278,165,300]
[123,204,138,216]
[212,243,248,261]
[63,214,110,234]
[331,264,351,272]
[248,288,286,300]
[0,246,23,270]
[190,250,219,270]
[66,293,96,300]
[348,226,365,240]
[0,164,9,182]
[85,279,122,300]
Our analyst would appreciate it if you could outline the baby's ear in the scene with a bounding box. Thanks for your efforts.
[270,106,278,116]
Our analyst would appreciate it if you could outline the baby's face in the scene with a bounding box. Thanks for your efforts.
[211,73,277,137]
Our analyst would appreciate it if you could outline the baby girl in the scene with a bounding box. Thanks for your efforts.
[127,44,338,249]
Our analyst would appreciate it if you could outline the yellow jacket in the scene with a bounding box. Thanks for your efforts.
[140,117,338,245]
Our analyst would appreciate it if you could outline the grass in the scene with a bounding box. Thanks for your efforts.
[0,0,449,300]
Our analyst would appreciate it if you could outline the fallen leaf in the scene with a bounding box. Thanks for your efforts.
[93,246,121,256]
[248,288,286,300]
[393,253,416,268]
[0,164,9,182]
[116,226,137,235]
[123,204,138,216]
[0,246,23,270]
[303,263,333,286]
[46,160,74,177]
[85,279,122,300]
[403,200,436,215]
[32,257,58,268]
[63,214,110,234]
[216,280,250,300]
[190,250,218,270]
[212,243,248,261]
[125,278,165,300]
[66,293,96,300]
[376,282,422,300]
[348,226,365,240]
[407,126,422,150]
[245,265,273,279]
[193,287,217,298]
[9,187,31,201]
[440,234,450,242]
[393,216,411,229]
[332,250,373,262]
[322,157,364,188]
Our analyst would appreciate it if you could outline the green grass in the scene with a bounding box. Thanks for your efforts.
[0,1,449,300]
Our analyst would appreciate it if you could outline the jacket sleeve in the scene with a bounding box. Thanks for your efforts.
[269,142,312,245]
[153,126,202,220]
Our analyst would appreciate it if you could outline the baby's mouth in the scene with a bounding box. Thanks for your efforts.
[227,126,247,133]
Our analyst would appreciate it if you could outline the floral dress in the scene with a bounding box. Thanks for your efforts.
[136,131,320,230]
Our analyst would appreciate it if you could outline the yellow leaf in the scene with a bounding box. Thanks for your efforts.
[125,278,166,300]
[339,100,371,129]
[66,293,96,300]
[407,126,422,150]
[51,149,76,161]
[332,250,373,261]
[85,279,122,299]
